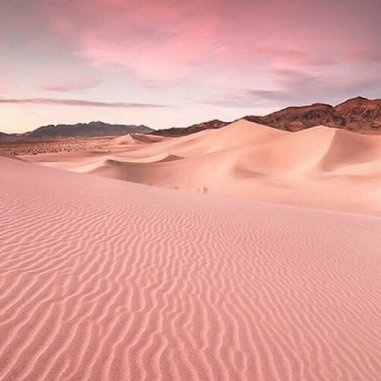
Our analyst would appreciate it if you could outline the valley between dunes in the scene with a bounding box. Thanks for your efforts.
[1,120,381,380]
[24,120,381,215]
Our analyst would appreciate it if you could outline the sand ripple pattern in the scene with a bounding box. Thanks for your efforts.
[0,157,381,380]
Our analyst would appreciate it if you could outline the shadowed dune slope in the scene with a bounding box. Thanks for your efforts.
[1,156,381,380]
[320,128,381,170]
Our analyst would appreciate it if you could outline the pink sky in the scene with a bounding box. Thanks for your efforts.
[1,0,381,132]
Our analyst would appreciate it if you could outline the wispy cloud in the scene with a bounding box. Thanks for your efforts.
[0,97,167,108]
[251,69,381,104]
[202,67,381,112]
[42,78,101,92]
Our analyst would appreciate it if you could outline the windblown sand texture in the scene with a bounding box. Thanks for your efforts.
[24,120,381,215]
[0,155,381,380]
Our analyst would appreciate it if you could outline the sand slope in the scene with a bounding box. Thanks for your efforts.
[0,155,381,380]
[23,120,381,215]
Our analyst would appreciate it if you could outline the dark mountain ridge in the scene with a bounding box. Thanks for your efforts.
[153,96,381,136]
[0,121,153,141]
[249,96,381,132]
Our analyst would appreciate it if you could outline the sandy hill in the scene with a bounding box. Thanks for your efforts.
[24,119,381,215]
[110,133,167,145]
[123,120,287,159]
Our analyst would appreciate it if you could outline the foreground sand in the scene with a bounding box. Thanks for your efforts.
[22,120,381,215]
[0,155,381,380]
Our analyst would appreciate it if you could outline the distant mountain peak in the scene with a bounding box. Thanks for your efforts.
[334,97,381,120]
[265,102,333,117]
[335,96,371,108]
[350,95,368,101]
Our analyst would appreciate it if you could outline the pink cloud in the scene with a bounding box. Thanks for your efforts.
[45,0,223,83]
[39,0,380,90]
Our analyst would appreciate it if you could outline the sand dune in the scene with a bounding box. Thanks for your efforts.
[0,155,381,380]
[321,128,381,170]
[112,120,287,159]
[111,133,167,145]
[111,133,139,145]
[21,120,381,214]
[153,119,287,157]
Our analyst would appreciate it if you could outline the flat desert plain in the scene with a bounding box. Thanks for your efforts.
[1,120,381,380]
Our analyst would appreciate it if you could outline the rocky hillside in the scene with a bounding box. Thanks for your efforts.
[154,97,381,136]
[246,97,381,132]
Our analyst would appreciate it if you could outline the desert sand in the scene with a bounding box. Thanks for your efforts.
[22,120,381,215]
[0,153,381,380]
[1,121,381,380]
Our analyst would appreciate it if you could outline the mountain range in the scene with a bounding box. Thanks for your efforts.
[1,96,381,140]
[153,96,381,136]
[0,121,153,141]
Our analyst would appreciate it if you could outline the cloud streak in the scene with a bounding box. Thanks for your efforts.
[203,67,381,111]
[0,98,167,108]
[42,79,101,92]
